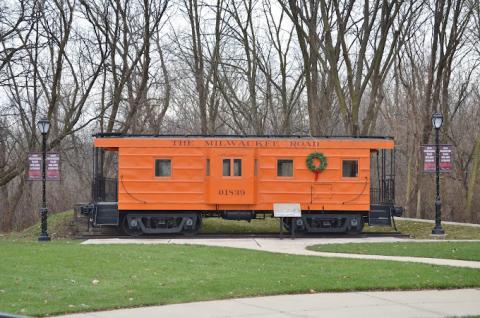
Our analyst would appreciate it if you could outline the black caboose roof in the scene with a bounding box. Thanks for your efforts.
[93,133,393,140]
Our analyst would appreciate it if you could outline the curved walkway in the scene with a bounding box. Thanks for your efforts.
[56,289,480,318]
[83,237,480,269]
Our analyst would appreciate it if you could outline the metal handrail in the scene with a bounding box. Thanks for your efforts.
[93,176,118,202]
[370,178,395,205]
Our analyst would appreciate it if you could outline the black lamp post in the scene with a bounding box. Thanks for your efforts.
[431,113,445,235]
[37,117,51,242]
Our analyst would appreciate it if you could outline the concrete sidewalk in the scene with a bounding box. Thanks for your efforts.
[56,289,480,318]
[83,237,480,269]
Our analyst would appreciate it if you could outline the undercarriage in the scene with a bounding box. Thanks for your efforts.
[76,204,402,236]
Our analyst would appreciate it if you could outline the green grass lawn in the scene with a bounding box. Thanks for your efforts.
[1,213,480,316]
[365,220,480,240]
[307,241,480,261]
[1,241,480,317]
[0,210,76,241]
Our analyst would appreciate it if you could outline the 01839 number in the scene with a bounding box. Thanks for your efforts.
[218,189,246,196]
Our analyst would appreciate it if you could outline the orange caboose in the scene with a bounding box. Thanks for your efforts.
[79,134,403,235]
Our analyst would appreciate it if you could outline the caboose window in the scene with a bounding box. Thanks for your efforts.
[233,159,242,176]
[277,159,293,177]
[342,160,358,177]
[155,159,171,177]
[223,158,242,177]
[223,159,231,176]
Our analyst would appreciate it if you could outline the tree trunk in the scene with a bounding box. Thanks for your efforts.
[405,151,414,217]
[465,135,480,222]
[415,186,422,219]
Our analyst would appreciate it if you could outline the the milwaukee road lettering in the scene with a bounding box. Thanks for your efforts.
[171,139,324,148]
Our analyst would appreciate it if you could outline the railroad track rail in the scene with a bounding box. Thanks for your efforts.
[76,231,410,240]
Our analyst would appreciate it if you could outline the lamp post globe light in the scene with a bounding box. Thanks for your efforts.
[37,117,51,242]
[431,112,445,235]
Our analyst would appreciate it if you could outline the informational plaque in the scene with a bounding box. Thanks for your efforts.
[273,203,301,218]
[422,145,452,173]
[27,152,61,181]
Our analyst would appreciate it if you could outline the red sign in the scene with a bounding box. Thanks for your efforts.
[423,145,452,173]
[27,153,42,180]
[46,153,61,180]
[27,153,61,181]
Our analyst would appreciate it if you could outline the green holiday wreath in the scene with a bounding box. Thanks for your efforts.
[306,152,327,172]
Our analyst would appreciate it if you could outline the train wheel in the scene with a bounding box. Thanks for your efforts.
[121,216,143,237]
[347,218,364,235]
[282,218,305,234]
[182,215,202,236]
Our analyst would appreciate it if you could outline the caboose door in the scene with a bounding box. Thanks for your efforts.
[208,148,255,204]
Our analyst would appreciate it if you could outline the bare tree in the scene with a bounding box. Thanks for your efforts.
[319,0,416,135]
[403,0,473,218]
[255,0,305,134]
[279,0,335,135]
[80,0,169,134]
[0,0,105,230]
[0,0,34,79]
[215,0,269,134]
[176,0,224,134]
[464,1,480,220]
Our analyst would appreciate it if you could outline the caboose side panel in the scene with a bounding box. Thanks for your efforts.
[117,143,371,212]
[118,147,210,211]
[254,147,370,211]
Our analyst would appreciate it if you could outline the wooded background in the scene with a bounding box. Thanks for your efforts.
[1,0,479,231]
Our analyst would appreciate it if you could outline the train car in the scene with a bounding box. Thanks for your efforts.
[77,134,403,235]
